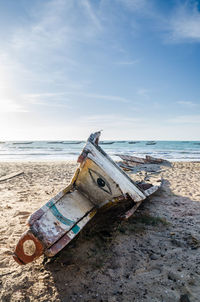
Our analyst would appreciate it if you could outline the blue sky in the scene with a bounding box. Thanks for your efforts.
[0,0,200,140]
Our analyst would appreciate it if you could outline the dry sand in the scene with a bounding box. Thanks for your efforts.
[0,161,200,302]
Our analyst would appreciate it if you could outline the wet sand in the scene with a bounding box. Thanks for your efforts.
[0,161,200,302]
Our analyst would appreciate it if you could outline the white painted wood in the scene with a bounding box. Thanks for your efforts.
[76,159,123,206]
[83,141,146,201]
[33,191,94,247]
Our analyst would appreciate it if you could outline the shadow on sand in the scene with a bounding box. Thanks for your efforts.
[42,165,200,302]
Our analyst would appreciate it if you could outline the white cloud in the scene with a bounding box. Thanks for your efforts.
[84,114,141,123]
[168,2,200,42]
[115,59,140,66]
[75,92,130,103]
[168,115,200,124]
[116,0,200,44]
[137,88,150,99]
[80,114,144,130]
[177,101,198,107]
[1,0,104,87]
[23,91,131,104]
[81,0,102,31]
[24,93,65,99]
[63,113,144,140]
[116,0,148,12]
[0,99,28,113]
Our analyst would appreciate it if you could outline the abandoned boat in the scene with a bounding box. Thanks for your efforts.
[13,131,162,265]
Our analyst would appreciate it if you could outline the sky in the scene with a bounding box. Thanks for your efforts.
[0,0,200,141]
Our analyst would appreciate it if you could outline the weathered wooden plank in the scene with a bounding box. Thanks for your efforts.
[117,154,167,165]
[0,171,24,182]
[145,155,166,163]
[121,200,143,220]
[117,154,147,164]
[32,190,94,248]
[45,209,97,257]
[84,142,146,202]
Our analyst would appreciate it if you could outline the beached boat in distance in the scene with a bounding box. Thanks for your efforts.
[99,141,114,145]
[62,141,83,144]
[13,131,162,265]
[146,141,156,145]
[47,141,64,144]
[13,142,33,145]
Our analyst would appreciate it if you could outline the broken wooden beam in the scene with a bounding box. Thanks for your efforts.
[117,154,167,165]
[0,171,24,182]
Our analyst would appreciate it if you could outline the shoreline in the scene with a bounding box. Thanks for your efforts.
[1,140,200,163]
[0,159,78,163]
[0,159,200,163]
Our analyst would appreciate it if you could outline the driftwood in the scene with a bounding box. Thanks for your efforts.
[0,171,24,182]
[118,162,135,171]
[117,154,168,165]
[118,155,146,164]
[145,155,167,164]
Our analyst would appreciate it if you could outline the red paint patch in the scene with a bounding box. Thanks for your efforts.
[45,233,71,257]
[13,230,44,265]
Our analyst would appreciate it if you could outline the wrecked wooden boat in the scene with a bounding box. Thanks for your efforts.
[13,132,162,265]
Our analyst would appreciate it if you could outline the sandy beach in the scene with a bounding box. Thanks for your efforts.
[1,160,200,302]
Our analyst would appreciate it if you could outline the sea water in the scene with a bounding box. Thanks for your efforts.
[0,140,200,162]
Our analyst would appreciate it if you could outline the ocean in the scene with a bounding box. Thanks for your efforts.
[0,140,200,162]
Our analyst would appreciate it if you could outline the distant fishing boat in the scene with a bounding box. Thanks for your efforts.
[47,141,64,144]
[146,141,156,145]
[62,142,83,145]
[99,142,114,145]
[128,141,139,144]
[13,142,33,145]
